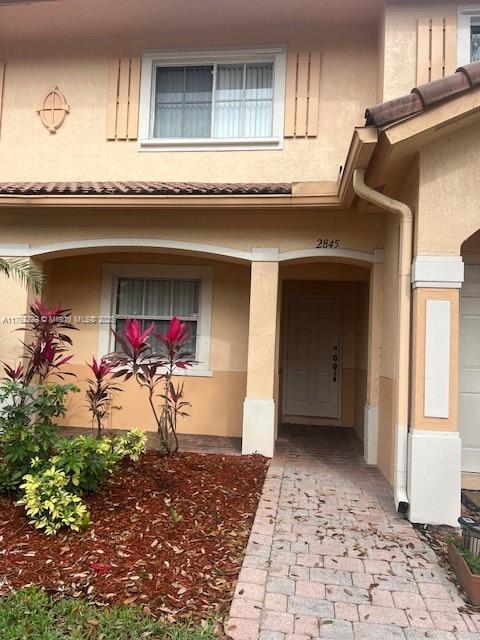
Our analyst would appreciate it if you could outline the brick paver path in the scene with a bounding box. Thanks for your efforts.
[227,426,480,640]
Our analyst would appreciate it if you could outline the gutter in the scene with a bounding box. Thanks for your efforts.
[0,192,343,209]
[352,168,412,512]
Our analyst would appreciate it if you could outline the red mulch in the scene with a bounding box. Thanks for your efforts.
[0,451,268,621]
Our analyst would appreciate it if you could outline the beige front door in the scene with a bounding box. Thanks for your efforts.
[284,296,341,419]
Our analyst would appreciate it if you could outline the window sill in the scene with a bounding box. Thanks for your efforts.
[138,137,283,152]
[173,367,213,378]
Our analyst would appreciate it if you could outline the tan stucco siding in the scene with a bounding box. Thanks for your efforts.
[378,376,395,485]
[418,124,480,255]
[0,26,377,184]
[377,216,399,484]
[45,253,250,373]
[60,367,246,437]
[40,253,250,436]
[381,3,457,102]
[0,208,386,255]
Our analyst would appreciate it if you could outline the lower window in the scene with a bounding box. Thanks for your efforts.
[115,277,199,354]
[99,264,213,374]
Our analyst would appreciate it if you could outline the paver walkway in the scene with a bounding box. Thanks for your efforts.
[227,426,480,640]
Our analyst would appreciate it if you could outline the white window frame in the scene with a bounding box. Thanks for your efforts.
[99,264,213,377]
[138,46,286,152]
[458,5,480,66]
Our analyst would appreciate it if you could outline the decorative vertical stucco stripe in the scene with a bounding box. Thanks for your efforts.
[106,58,141,140]
[424,299,451,418]
[416,16,457,85]
[284,51,321,138]
[0,63,5,136]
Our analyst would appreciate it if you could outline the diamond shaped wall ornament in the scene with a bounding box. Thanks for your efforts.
[36,86,70,133]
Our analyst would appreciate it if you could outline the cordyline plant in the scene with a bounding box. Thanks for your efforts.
[19,301,77,385]
[0,300,79,489]
[85,357,121,438]
[108,317,195,454]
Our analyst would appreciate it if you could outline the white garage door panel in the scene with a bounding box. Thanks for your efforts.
[459,265,480,472]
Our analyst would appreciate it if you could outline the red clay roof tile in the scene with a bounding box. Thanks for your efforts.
[0,181,291,196]
[365,61,480,127]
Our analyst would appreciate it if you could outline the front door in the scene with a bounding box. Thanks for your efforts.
[460,265,480,472]
[284,296,341,419]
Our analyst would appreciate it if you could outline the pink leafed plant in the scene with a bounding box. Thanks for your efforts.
[85,357,121,438]
[22,300,77,384]
[108,317,195,454]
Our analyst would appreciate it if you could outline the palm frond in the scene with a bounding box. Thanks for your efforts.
[0,258,43,295]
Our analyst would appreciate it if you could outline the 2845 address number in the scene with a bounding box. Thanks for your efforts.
[316,238,340,249]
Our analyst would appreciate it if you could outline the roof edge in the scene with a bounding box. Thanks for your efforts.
[365,61,480,128]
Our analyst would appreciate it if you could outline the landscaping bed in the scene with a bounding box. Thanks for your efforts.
[0,451,268,623]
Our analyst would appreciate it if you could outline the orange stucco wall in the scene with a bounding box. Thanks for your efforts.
[42,252,250,436]
[0,25,378,184]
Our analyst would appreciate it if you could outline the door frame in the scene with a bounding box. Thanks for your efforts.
[281,293,343,421]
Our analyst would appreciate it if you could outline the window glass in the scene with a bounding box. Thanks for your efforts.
[114,278,200,354]
[153,61,274,139]
[154,66,213,138]
[472,24,480,61]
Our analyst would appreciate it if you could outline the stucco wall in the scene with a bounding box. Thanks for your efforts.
[381,2,457,102]
[0,25,378,183]
[0,207,386,255]
[418,122,480,255]
[42,252,250,436]
[377,215,399,484]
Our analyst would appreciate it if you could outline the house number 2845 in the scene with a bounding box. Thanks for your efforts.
[316,238,340,249]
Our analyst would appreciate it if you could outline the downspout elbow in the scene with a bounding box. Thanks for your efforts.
[353,168,413,221]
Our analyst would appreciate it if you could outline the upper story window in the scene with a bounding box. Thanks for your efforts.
[138,47,286,151]
[458,6,480,65]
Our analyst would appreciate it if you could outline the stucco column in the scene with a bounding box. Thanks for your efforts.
[407,256,464,526]
[242,260,279,457]
[364,262,384,465]
[0,257,40,365]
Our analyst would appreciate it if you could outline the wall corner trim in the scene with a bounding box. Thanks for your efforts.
[407,429,461,526]
[242,398,275,457]
[411,255,464,289]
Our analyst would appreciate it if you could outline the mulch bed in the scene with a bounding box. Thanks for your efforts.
[0,451,268,622]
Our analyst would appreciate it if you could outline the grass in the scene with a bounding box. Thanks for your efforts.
[0,588,218,640]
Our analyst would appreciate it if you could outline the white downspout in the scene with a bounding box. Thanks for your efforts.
[353,168,413,511]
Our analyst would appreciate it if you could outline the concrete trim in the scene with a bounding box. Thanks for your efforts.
[242,398,275,457]
[363,403,378,465]
[0,241,382,266]
[411,256,464,289]
[407,429,461,526]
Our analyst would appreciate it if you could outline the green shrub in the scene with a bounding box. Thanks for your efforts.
[113,427,147,462]
[0,382,79,491]
[3,428,146,536]
[17,465,90,536]
[53,435,120,493]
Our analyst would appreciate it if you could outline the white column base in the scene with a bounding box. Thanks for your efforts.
[364,403,378,465]
[407,430,461,526]
[242,398,275,457]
